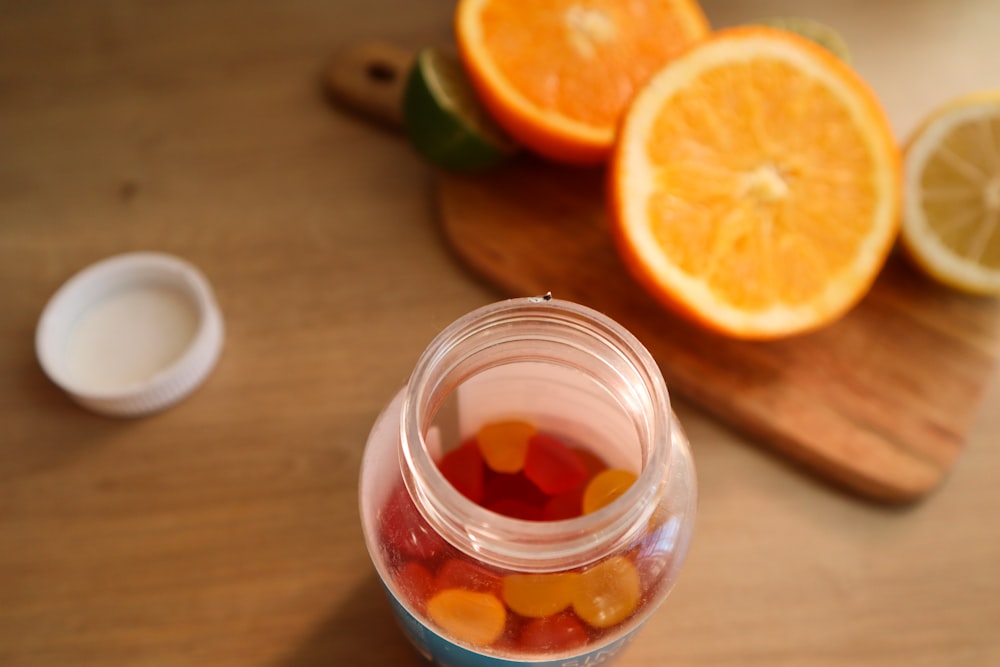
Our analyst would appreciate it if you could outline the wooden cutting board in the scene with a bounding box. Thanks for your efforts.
[329,42,1000,503]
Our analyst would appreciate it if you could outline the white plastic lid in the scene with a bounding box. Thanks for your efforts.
[35,252,225,417]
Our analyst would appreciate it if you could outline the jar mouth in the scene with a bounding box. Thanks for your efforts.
[399,297,672,572]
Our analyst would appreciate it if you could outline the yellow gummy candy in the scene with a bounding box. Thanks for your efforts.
[582,469,637,514]
[572,556,641,629]
[476,420,536,473]
[426,588,507,646]
[502,572,578,618]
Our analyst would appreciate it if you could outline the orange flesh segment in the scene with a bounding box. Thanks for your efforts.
[647,58,878,309]
[477,420,536,473]
[572,556,642,628]
[582,469,637,514]
[477,0,707,130]
[426,588,508,646]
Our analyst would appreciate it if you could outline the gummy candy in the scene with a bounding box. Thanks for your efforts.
[484,471,549,509]
[502,572,577,618]
[395,561,435,613]
[582,469,638,515]
[572,446,608,478]
[379,485,446,562]
[524,434,588,495]
[483,471,549,520]
[541,484,585,521]
[436,558,503,597]
[477,420,536,473]
[438,439,486,503]
[387,420,651,656]
[487,498,544,521]
[426,588,507,646]
[572,556,641,629]
[517,612,589,652]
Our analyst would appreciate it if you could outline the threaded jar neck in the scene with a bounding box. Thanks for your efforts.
[398,297,672,573]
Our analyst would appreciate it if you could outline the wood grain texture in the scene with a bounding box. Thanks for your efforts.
[438,158,1000,502]
[2,2,1000,667]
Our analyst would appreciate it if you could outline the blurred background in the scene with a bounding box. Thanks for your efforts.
[1,1,998,666]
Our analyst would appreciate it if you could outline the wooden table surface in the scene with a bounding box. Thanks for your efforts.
[2,1,998,666]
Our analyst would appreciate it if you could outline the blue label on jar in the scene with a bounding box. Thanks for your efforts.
[384,586,638,667]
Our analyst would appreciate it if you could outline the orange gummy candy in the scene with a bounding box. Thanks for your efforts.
[502,572,578,618]
[426,588,507,646]
[572,556,641,629]
[581,469,637,515]
[476,420,536,473]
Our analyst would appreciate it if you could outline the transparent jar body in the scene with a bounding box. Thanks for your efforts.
[359,297,696,666]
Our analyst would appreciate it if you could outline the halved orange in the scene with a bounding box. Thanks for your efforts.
[610,26,901,339]
[454,0,710,165]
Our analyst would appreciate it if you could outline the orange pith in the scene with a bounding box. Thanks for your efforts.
[455,0,710,165]
[610,27,901,339]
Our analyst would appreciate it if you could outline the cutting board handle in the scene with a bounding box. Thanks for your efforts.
[326,40,413,130]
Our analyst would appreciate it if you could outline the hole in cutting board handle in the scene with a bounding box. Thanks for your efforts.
[366,60,399,83]
[326,40,415,130]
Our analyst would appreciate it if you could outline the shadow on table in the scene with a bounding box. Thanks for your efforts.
[1,358,142,481]
[275,573,428,667]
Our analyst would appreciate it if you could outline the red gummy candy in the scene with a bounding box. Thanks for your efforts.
[488,498,545,521]
[517,612,590,652]
[484,472,549,509]
[379,485,447,561]
[542,484,585,521]
[395,561,435,613]
[572,446,608,478]
[524,434,589,496]
[438,439,486,503]
[435,558,503,597]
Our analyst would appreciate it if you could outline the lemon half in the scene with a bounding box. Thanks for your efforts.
[901,91,1000,295]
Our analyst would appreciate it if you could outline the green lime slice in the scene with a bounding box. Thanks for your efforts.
[402,46,518,172]
[757,17,852,63]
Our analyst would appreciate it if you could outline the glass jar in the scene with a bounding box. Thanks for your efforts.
[359,296,696,666]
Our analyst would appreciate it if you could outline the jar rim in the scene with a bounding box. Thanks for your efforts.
[399,296,673,572]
